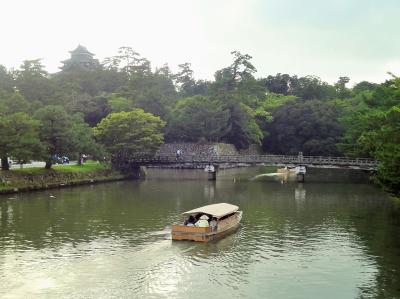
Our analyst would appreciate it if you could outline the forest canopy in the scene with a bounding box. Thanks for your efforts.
[0,46,398,193]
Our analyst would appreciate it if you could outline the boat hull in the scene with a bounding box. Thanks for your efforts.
[172,211,242,242]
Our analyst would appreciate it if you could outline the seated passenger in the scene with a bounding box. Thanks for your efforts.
[185,215,195,227]
[195,215,210,227]
[210,217,218,231]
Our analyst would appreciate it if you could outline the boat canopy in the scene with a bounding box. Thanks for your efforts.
[182,203,239,219]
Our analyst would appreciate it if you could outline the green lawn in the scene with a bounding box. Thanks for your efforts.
[9,160,110,174]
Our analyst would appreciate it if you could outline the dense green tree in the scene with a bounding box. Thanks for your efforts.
[223,102,263,149]
[263,73,295,95]
[165,96,230,142]
[14,59,54,104]
[0,90,30,116]
[34,106,78,169]
[212,51,257,93]
[335,76,351,99]
[155,63,173,78]
[131,73,177,119]
[0,113,41,170]
[174,63,195,95]
[93,109,165,166]
[261,74,337,100]
[339,78,400,193]
[292,75,337,100]
[209,51,265,148]
[173,63,210,97]
[70,114,101,164]
[106,94,134,112]
[0,65,14,93]
[263,100,343,155]
[103,48,178,119]
[352,81,378,95]
[367,105,400,192]
[0,91,35,170]
[63,93,112,127]
[339,78,400,156]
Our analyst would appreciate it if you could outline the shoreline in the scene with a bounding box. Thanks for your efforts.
[0,162,132,196]
[0,174,130,195]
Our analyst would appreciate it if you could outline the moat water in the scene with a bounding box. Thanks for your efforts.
[1,167,399,298]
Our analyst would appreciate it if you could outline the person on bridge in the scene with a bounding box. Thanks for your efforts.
[176,149,184,160]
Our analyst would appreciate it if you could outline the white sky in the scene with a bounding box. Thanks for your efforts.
[1,0,400,85]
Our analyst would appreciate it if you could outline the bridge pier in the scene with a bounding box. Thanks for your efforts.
[296,165,306,182]
[206,164,218,181]
[208,170,216,181]
[296,173,305,183]
[131,165,147,179]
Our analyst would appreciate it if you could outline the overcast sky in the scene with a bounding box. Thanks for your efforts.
[1,0,399,85]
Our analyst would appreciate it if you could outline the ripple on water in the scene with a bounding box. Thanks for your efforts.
[0,177,396,298]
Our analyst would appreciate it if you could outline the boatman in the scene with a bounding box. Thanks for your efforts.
[195,215,210,227]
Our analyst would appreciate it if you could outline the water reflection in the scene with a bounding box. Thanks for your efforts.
[0,168,399,298]
[203,181,215,200]
[295,183,306,205]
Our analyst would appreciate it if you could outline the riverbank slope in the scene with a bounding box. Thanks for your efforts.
[0,161,127,195]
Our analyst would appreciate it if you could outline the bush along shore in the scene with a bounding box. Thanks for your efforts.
[0,161,129,195]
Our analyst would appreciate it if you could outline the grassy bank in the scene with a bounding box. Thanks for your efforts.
[9,160,108,174]
[0,161,127,194]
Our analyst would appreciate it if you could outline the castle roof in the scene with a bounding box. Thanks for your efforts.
[69,45,94,56]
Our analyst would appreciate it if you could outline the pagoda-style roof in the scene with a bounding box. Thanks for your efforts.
[69,45,94,56]
[60,45,98,71]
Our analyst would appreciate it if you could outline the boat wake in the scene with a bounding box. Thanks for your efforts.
[148,227,171,236]
[250,173,282,180]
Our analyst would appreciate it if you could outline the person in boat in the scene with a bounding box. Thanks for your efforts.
[210,217,218,232]
[184,215,195,227]
[195,215,210,227]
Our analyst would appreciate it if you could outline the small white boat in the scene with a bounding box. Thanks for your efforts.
[295,165,306,174]
[172,203,242,242]
[204,165,215,172]
[277,166,306,175]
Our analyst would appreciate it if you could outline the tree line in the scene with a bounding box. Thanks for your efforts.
[0,47,398,193]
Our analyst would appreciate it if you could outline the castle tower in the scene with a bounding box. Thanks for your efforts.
[60,45,99,71]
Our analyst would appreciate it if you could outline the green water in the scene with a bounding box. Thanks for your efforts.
[0,167,399,298]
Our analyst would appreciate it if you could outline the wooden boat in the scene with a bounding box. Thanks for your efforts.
[171,203,242,242]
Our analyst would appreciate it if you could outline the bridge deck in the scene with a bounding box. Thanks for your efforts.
[128,154,378,169]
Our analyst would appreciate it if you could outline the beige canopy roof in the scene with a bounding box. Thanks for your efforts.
[182,203,239,218]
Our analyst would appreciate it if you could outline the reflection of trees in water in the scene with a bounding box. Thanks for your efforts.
[0,178,399,297]
[222,182,400,298]
[203,182,215,201]
[295,183,306,203]
[350,203,400,298]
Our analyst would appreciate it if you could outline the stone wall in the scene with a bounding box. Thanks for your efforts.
[0,169,126,195]
[157,142,239,159]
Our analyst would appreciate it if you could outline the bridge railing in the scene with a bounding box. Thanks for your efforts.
[131,153,378,167]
